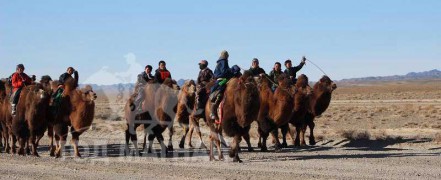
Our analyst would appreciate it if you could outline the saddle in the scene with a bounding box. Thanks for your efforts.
[215,99,225,125]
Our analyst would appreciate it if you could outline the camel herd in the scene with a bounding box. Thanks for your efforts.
[0,71,336,163]
[124,71,336,162]
[0,74,96,158]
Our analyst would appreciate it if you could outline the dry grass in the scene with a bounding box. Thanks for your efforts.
[338,130,371,140]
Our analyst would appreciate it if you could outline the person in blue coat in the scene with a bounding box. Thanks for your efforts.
[209,50,232,121]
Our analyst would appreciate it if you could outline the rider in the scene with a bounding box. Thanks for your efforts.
[54,67,78,96]
[10,64,34,115]
[194,60,214,114]
[131,65,154,112]
[248,58,266,77]
[284,56,306,84]
[209,50,232,121]
[154,60,172,84]
[268,62,283,91]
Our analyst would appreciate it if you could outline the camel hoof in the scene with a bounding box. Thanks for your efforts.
[167,145,174,152]
[257,142,262,148]
[179,142,185,149]
[228,149,235,158]
[281,142,288,148]
[260,147,268,152]
[248,147,254,152]
[219,155,225,161]
[309,139,316,146]
[75,153,82,158]
[33,153,40,157]
[233,157,243,163]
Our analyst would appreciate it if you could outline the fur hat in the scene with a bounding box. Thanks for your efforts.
[219,50,229,60]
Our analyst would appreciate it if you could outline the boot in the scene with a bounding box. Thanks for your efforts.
[11,104,16,115]
[210,94,221,120]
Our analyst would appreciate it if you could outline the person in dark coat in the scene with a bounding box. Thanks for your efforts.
[154,60,172,84]
[194,60,214,114]
[248,58,266,77]
[284,56,306,84]
[268,62,283,91]
[131,65,154,112]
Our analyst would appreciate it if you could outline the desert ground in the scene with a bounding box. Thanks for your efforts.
[1,79,440,179]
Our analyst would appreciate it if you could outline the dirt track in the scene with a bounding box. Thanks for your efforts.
[1,137,440,180]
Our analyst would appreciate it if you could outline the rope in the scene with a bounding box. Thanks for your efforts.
[305,58,328,76]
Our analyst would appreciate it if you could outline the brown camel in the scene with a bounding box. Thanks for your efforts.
[175,80,197,149]
[187,80,229,149]
[0,79,15,154]
[11,83,50,156]
[205,71,260,162]
[146,78,179,154]
[124,81,157,156]
[51,76,97,158]
[302,75,337,145]
[285,74,313,147]
[256,74,295,152]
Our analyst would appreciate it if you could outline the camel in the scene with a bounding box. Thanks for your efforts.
[51,75,97,158]
[0,79,14,154]
[302,75,337,145]
[147,79,179,154]
[11,83,50,156]
[256,74,296,152]
[124,82,157,156]
[285,74,313,147]
[206,71,260,162]
[175,80,197,149]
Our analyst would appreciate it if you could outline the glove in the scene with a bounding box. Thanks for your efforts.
[301,56,306,63]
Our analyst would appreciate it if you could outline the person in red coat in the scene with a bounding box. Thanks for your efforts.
[10,64,34,115]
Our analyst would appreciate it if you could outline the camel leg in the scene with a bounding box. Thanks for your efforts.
[294,124,301,147]
[147,134,155,153]
[270,129,282,151]
[258,128,269,152]
[209,133,215,161]
[4,131,10,153]
[300,123,307,146]
[154,131,168,156]
[230,135,242,163]
[55,135,67,158]
[167,125,174,151]
[187,120,195,148]
[308,120,316,145]
[280,124,289,148]
[18,137,26,156]
[194,120,207,149]
[216,133,224,161]
[179,123,189,149]
[71,130,81,158]
[141,129,147,153]
[30,134,39,157]
[243,133,254,152]
[11,134,18,154]
[124,124,131,156]
[48,125,55,157]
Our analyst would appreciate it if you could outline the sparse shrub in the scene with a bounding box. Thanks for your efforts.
[339,129,371,140]
[434,133,441,144]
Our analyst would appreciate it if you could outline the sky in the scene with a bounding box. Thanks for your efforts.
[1,0,440,85]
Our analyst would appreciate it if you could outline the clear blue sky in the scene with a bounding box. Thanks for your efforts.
[1,0,440,85]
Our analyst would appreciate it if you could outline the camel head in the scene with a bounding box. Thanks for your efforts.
[183,80,196,97]
[81,85,97,102]
[319,75,337,92]
[295,74,313,96]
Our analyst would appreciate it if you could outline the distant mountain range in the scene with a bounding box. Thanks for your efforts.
[338,69,441,82]
[76,69,440,90]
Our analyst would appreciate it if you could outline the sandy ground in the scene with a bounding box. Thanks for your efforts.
[1,80,440,179]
